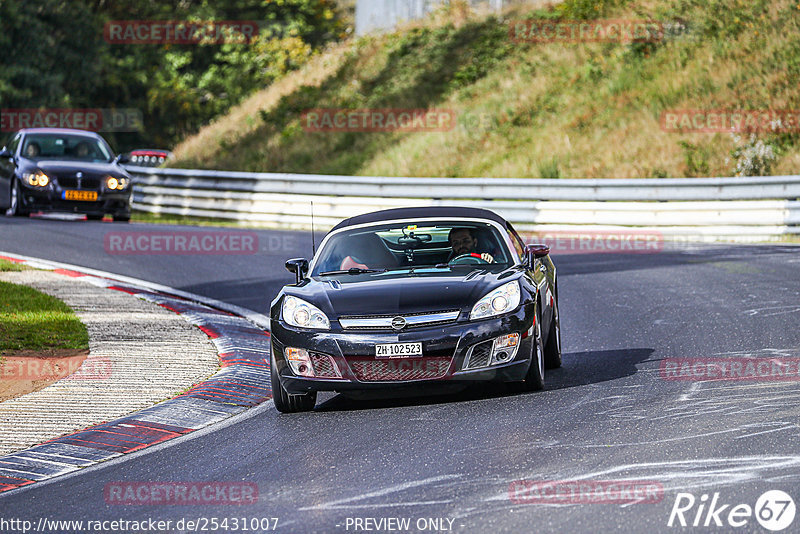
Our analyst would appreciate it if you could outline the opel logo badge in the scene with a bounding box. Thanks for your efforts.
[76,172,83,178]
[391,316,407,330]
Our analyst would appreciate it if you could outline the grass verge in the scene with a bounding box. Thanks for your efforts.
[0,259,26,272]
[0,281,89,355]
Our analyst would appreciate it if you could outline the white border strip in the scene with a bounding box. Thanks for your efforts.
[0,251,270,330]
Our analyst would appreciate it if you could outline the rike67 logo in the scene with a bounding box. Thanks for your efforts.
[668,490,796,531]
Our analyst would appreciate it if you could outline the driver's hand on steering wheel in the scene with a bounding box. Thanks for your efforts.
[480,253,494,263]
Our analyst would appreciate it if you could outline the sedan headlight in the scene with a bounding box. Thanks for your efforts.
[282,296,330,330]
[470,280,521,320]
[22,170,50,187]
[106,176,129,190]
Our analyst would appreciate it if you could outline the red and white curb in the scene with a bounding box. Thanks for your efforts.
[0,252,273,495]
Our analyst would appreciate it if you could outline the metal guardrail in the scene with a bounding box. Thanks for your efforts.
[126,166,800,240]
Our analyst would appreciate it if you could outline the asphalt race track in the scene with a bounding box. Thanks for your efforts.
[1,216,800,533]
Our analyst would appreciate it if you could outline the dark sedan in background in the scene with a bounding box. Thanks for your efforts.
[0,128,132,221]
[270,206,562,412]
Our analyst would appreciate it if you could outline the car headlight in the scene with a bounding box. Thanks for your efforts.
[106,176,129,190]
[22,170,50,187]
[282,296,330,330]
[470,280,521,320]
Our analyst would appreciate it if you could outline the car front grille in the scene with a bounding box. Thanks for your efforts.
[349,357,451,382]
[56,176,101,190]
[339,310,460,331]
[464,340,493,369]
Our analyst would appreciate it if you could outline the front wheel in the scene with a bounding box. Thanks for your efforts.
[271,354,316,413]
[515,313,544,392]
[86,214,105,221]
[112,213,130,222]
[6,181,27,217]
[544,300,562,369]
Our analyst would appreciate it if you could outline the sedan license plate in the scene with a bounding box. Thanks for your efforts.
[63,190,98,202]
[376,342,422,358]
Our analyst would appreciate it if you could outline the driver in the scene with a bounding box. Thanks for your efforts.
[74,142,90,158]
[24,142,41,158]
[448,228,494,263]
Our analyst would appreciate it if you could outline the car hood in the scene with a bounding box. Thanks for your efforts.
[282,267,523,318]
[31,160,126,176]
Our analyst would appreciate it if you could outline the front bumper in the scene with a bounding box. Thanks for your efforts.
[18,183,131,215]
[271,304,535,394]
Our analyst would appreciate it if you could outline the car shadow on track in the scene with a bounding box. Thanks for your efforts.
[313,347,654,412]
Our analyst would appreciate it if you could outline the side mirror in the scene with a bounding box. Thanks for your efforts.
[116,153,131,164]
[525,244,550,266]
[0,148,12,159]
[285,258,309,284]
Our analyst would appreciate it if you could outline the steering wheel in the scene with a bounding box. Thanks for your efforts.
[449,253,490,265]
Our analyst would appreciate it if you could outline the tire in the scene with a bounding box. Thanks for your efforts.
[544,299,562,370]
[517,312,545,392]
[7,181,27,217]
[271,354,316,413]
[112,214,130,222]
[86,214,105,221]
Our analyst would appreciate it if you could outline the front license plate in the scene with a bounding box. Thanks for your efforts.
[63,190,98,201]
[376,342,422,358]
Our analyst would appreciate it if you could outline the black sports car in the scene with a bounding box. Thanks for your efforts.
[270,207,561,413]
[0,128,132,221]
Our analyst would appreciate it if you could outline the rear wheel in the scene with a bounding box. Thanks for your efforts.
[86,214,105,221]
[544,299,562,369]
[271,354,316,413]
[112,213,130,222]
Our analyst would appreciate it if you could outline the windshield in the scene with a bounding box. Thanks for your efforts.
[311,220,514,276]
[21,133,113,162]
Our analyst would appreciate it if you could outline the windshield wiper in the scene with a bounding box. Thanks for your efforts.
[318,268,387,276]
